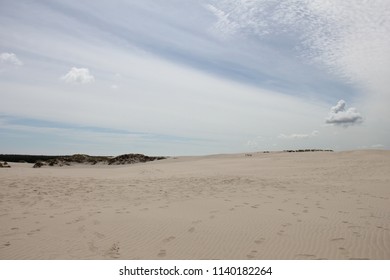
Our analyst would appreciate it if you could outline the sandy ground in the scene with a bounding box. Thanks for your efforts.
[0,150,389,260]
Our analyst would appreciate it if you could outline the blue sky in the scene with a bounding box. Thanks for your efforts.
[1,0,389,156]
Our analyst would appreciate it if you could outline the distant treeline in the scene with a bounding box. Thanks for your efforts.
[0,154,64,163]
[283,149,333,153]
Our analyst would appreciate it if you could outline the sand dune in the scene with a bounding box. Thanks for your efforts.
[0,150,389,259]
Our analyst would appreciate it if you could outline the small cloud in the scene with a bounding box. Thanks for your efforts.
[325,100,363,126]
[246,140,259,148]
[278,130,319,139]
[110,84,119,90]
[371,144,384,149]
[61,67,95,84]
[0,52,23,66]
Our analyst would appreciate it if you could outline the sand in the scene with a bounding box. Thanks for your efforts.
[0,150,389,260]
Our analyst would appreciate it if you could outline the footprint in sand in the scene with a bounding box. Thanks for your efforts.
[27,228,41,236]
[105,242,120,259]
[192,220,202,225]
[94,232,106,239]
[376,226,389,231]
[352,231,361,237]
[88,241,99,253]
[157,249,167,258]
[162,236,176,243]
[296,254,317,259]
[331,237,345,242]
[1,241,11,249]
[246,250,258,259]
[348,225,362,229]
[254,238,265,244]
[188,227,195,233]
[66,216,85,225]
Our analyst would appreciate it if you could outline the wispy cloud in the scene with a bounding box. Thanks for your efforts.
[206,1,273,37]
[278,130,319,139]
[61,67,95,84]
[205,4,240,37]
[0,115,210,155]
[206,0,390,88]
[325,100,362,126]
[0,52,23,66]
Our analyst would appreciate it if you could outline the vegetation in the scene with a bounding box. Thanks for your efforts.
[283,149,333,153]
[0,153,167,168]
[0,154,61,163]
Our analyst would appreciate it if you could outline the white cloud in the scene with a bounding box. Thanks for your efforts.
[325,100,362,126]
[278,130,319,139]
[0,52,23,66]
[371,144,384,149]
[329,99,346,114]
[61,67,95,84]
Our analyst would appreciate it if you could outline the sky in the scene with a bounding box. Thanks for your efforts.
[0,0,389,156]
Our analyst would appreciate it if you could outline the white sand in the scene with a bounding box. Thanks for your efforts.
[0,150,389,260]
